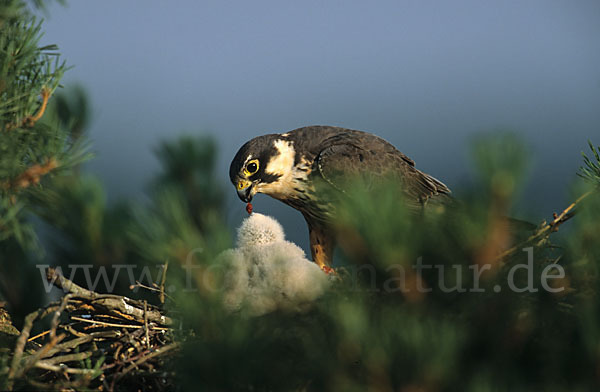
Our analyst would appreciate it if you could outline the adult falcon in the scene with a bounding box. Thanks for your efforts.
[229,125,451,268]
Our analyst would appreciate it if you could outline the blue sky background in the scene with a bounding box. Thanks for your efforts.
[41,0,600,250]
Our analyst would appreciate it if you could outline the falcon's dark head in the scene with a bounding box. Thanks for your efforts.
[229,133,299,203]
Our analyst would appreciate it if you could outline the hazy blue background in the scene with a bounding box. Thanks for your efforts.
[41,0,600,250]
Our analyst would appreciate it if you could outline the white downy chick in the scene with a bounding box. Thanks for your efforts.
[220,213,329,316]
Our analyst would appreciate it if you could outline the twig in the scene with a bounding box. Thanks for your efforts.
[1,158,59,192]
[144,301,150,349]
[47,268,172,326]
[70,316,142,329]
[6,305,59,389]
[130,280,175,302]
[93,297,171,325]
[159,261,169,304]
[63,324,90,338]
[4,87,51,131]
[129,261,174,304]
[42,351,92,365]
[43,335,92,358]
[70,316,168,331]
[20,334,66,376]
[26,87,51,126]
[130,281,158,292]
[494,190,593,262]
[50,294,73,340]
[34,361,97,375]
[117,343,179,378]
[6,310,40,389]
[27,330,51,342]
[43,330,119,358]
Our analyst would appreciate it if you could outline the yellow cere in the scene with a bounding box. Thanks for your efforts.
[238,179,251,190]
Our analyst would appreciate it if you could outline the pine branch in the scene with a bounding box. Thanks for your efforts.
[3,86,50,131]
[494,190,592,262]
[0,2,90,248]
[0,157,58,191]
[578,140,600,186]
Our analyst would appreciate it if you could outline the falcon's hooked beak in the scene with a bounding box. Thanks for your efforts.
[236,179,257,203]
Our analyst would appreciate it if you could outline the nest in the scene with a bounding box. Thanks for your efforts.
[2,268,178,391]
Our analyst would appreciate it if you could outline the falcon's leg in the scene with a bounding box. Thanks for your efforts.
[308,225,334,268]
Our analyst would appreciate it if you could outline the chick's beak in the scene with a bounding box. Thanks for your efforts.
[236,179,255,203]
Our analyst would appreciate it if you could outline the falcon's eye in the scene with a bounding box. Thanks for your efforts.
[245,160,259,175]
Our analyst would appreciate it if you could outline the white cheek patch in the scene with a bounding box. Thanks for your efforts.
[265,139,295,176]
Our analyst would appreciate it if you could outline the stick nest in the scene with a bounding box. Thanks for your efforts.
[2,268,179,391]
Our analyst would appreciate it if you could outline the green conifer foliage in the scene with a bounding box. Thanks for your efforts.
[0,0,88,249]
